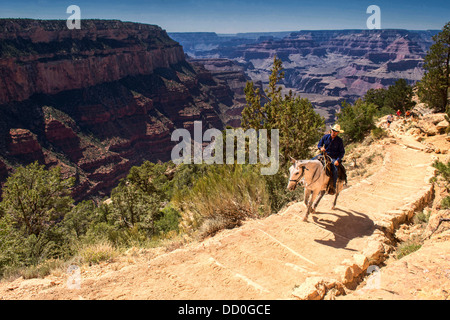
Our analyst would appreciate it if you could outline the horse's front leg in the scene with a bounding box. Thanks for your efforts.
[304,190,318,222]
[302,188,311,221]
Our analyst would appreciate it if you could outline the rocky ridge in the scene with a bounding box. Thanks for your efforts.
[172,29,439,124]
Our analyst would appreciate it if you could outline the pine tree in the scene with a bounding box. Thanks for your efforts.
[418,21,450,114]
[0,162,75,267]
[364,88,387,109]
[241,56,325,163]
[384,79,416,114]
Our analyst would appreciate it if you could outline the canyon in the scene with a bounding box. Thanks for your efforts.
[0,19,448,302]
[170,29,439,123]
[0,20,441,202]
[0,19,244,201]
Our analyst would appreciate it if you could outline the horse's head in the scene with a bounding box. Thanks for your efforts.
[287,157,307,191]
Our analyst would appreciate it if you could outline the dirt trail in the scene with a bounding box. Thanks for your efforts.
[0,133,445,300]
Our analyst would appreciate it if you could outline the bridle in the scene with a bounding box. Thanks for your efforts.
[289,164,308,184]
[289,162,323,186]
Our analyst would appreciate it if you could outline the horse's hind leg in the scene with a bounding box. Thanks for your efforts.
[304,190,319,222]
[331,193,339,210]
[304,189,311,207]
[331,181,344,210]
[312,190,325,212]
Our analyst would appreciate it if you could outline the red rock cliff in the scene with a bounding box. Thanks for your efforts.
[0,19,231,201]
[0,19,185,104]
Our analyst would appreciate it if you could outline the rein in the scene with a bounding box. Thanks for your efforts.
[289,162,323,187]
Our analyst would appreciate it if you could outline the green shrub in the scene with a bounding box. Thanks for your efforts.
[2,258,66,281]
[173,164,270,237]
[0,214,22,277]
[364,88,387,109]
[155,206,181,235]
[432,160,450,188]
[263,165,304,213]
[1,162,74,237]
[383,79,416,113]
[364,79,415,115]
[441,196,450,209]
[371,127,388,140]
[0,162,75,276]
[396,238,422,259]
[337,99,377,143]
[78,242,119,266]
[60,200,96,240]
[413,210,431,224]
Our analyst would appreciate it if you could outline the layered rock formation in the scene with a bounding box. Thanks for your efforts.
[188,58,254,127]
[0,19,236,200]
[172,29,439,124]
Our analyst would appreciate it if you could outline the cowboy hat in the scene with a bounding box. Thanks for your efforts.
[331,124,344,133]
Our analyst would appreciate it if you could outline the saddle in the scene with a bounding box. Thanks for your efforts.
[317,153,347,195]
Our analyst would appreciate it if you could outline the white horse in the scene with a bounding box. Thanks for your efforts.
[287,157,345,221]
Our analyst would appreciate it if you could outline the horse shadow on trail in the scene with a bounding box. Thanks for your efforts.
[312,208,375,251]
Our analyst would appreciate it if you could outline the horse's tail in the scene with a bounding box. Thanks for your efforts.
[338,164,347,186]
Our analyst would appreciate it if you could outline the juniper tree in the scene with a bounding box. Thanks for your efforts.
[0,162,75,266]
[337,99,377,143]
[1,162,74,237]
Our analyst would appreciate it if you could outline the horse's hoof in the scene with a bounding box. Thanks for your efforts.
[331,206,336,210]
[302,215,308,222]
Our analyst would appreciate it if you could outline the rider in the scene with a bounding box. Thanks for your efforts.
[316,124,345,193]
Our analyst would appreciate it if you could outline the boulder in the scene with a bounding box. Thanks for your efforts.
[436,120,449,134]
[363,240,386,264]
[353,253,370,272]
[415,114,448,136]
[333,265,354,284]
[292,277,343,300]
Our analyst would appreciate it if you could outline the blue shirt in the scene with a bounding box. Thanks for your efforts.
[317,134,345,163]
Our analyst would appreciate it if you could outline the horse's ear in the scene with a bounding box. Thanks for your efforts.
[289,156,296,164]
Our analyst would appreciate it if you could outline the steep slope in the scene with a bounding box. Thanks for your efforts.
[0,19,236,200]
[188,58,254,127]
[2,115,448,300]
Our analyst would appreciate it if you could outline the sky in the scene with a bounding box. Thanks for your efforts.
[0,0,449,33]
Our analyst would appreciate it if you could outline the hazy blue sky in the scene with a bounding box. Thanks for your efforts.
[0,0,448,33]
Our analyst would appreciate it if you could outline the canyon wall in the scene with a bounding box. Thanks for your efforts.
[0,19,236,200]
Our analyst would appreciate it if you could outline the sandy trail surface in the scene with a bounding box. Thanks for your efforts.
[0,134,445,300]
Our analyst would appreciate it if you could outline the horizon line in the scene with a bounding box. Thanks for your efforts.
[0,18,443,35]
